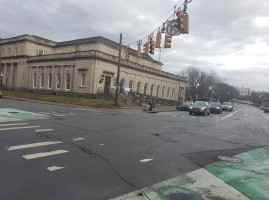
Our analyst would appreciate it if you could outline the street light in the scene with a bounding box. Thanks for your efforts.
[196,83,200,101]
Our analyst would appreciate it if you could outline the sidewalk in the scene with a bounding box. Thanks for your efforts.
[1,95,177,113]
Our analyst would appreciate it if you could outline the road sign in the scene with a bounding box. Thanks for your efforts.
[165,20,180,36]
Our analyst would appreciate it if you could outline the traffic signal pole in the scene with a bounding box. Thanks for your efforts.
[115,33,122,106]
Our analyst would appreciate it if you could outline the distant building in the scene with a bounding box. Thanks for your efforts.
[236,87,252,97]
[0,35,187,102]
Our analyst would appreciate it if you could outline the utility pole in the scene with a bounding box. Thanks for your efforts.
[115,33,122,106]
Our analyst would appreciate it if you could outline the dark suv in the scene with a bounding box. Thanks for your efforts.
[189,101,210,116]
[210,102,222,114]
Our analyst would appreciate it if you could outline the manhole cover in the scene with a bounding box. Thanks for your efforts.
[8,112,19,114]
[217,156,243,163]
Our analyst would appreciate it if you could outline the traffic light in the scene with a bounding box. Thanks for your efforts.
[143,42,149,55]
[155,32,161,48]
[164,36,172,48]
[149,41,155,54]
[125,50,129,61]
[176,11,184,32]
[137,45,141,57]
[183,13,189,34]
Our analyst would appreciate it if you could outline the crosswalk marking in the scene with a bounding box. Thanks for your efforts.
[22,150,69,160]
[0,123,28,127]
[6,141,62,151]
[0,126,40,131]
[35,129,54,132]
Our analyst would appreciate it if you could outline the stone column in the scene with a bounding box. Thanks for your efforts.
[10,63,14,87]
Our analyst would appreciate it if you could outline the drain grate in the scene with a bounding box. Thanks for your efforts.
[217,155,243,163]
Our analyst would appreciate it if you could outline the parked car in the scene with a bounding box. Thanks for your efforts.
[210,102,222,114]
[178,101,193,111]
[222,102,233,111]
[189,101,210,116]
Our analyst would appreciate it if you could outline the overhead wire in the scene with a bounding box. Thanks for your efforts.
[124,0,188,47]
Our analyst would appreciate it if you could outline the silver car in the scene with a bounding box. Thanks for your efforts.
[222,102,233,111]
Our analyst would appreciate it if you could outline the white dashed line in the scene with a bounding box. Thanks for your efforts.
[0,123,28,127]
[72,137,85,141]
[0,126,40,131]
[6,141,62,151]
[35,129,54,132]
[22,150,69,160]
[47,166,66,172]
[140,158,153,163]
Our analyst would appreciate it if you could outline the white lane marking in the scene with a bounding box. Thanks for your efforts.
[181,116,186,118]
[72,137,85,141]
[192,116,196,119]
[140,158,153,163]
[263,115,269,120]
[66,114,76,116]
[0,126,40,131]
[38,112,50,115]
[23,150,69,160]
[35,129,54,133]
[220,109,241,120]
[47,166,66,172]
[0,118,24,122]
[0,123,28,127]
[52,114,66,117]
[95,113,101,115]
[99,144,105,146]
[111,168,249,200]
[6,141,62,151]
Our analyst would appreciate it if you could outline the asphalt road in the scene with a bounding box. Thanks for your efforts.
[0,98,269,200]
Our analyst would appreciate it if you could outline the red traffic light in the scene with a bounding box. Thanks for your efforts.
[176,11,182,18]
[150,41,154,46]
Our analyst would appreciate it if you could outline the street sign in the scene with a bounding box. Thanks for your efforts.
[165,20,180,36]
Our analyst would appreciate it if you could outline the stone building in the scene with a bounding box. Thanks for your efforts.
[0,35,187,103]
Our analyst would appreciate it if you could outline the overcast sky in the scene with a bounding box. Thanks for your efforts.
[1,0,269,91]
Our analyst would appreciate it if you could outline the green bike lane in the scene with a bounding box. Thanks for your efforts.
[112,146,269,200]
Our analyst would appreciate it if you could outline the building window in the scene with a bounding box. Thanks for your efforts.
[33,72,37,88]
[48,73,52,89]
[162,86,165,98]
[40,73,44,88]
[120,78,125,87]
[136,82,141,93]
[143,83,148,95]
[65,73,71,90]
[150,84,154,96]
[129,80,134,91]
[156,85,160,97]
[167,87,170,99]
[56,73,61,89]
[15,47,17,56]
[172,88,175,99]
[81,73,86,87]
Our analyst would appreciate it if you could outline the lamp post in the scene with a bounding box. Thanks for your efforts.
[196,83,199,101]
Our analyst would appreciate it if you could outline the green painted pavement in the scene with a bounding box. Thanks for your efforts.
[205,146,269,200]
[0,108,48,122]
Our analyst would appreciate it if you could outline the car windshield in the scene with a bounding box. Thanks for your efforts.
[223,102,232,105]
[210,102,220,106]
[193,101,206,106]
[183,102,192,105]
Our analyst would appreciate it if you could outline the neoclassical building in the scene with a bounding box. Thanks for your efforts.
[0,35,186,102]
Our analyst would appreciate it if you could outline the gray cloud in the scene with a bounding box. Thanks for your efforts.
[1,0,268,91]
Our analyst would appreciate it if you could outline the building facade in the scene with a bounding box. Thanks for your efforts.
[0,35,187,102]
[236,87,252,97]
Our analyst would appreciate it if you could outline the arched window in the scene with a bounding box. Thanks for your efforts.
[143,83,148,95]
[172,88,175,99]
[40,73,44,88]
[120,78,125,87]
[56,73,61,89]
[150,84,154,96]
[65,73,71,90]
[162,86,165,98]
[48,73,52,89]
[129,80,134,91]
[167,87,170,99]
[156,85,160,97]
[136,82,141,93]
[33,72,37,88]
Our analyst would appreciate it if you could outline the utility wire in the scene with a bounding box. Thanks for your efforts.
[124,0,187,46]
